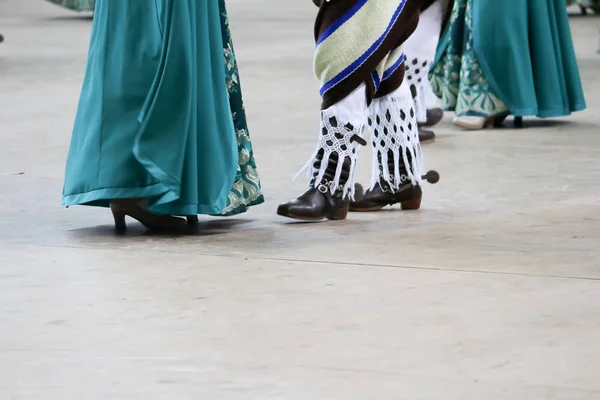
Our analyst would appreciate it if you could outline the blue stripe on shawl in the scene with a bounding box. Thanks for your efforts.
[382,53,405,81]
[319,0,408,97]
[371,71,381,91]
[316,0,369,46]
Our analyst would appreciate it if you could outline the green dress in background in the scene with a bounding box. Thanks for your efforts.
[45,0,95,11]
[430,0,586,118]
[62,0,263,217]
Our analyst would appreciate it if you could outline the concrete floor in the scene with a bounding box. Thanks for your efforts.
[1,1,600,399]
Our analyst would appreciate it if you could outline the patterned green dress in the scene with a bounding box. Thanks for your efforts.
[430,0,586,118]
[62,0,264,217]
[429,0,509,117]
[218,7,264,216]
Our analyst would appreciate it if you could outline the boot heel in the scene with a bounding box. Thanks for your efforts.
[400,196,422,210]
[327,205,349,221]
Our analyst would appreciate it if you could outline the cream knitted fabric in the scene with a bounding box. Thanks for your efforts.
[367,82,424,190]
[296,84,368,199]
[403,0,444,122]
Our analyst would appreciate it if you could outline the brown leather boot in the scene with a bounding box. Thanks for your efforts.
[350,181,423,212]
[277,151,352,221]
[350,151,439,212]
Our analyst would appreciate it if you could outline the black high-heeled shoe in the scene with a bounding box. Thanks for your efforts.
[110,199,187,231]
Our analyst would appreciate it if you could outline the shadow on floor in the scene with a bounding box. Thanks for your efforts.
[68,218,255,239]
[40,14,93,22]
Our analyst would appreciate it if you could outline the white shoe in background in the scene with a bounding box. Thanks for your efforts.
[452,116,489,130]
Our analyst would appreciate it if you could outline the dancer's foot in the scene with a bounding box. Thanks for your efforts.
[110,199,186,231]
[279,85,367,222]
[350,182,422,212]
[452,116,490,130]
[453,114,516,130]
[418,108,444,128]
[277,153,352,221]
[350,171,439,212]
[352,81,440,213]
[277,187,349,221]
[453,115,510,130]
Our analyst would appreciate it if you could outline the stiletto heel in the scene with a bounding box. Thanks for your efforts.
[112,210,127,231]
[110,202,127,231]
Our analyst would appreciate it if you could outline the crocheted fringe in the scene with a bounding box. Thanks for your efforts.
[413,78,439,123]
[368,92,424,191]
[294,109,365,200]
[295,150,360,200]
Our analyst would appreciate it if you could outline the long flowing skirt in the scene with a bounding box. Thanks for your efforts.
[62,0,263,216]
[430,0,586,118]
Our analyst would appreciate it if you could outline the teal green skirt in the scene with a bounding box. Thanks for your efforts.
[430,0,586,118]
[45,0,95,11]
[62,0,263,216]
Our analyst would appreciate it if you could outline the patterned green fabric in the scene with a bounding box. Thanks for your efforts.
[218,3,264,216]
[431,0,585,118]
[429,0,508,117]
[46,0,95,11]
